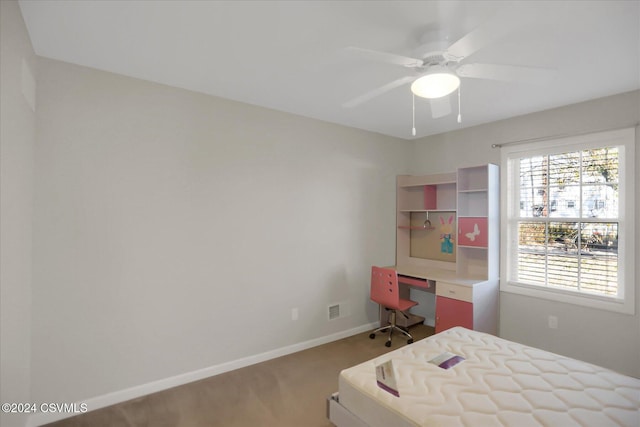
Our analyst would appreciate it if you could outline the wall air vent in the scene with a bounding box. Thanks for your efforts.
[328,301,350,320]
[328,304,340,320]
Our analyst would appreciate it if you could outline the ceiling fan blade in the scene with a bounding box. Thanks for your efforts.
[343,76,416,108]
[344,47,423,68]
[456,63,555,84]
[429,96,451,119]
[445,6,534,60]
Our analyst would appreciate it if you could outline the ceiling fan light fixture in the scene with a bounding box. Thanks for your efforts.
[411,69,460,99]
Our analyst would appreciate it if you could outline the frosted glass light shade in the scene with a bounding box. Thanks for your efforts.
[411,72,460,99]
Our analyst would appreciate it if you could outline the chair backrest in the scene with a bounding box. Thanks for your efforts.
[370,266,401,310]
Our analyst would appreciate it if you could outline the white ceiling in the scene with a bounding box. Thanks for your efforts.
[18,0,640,140]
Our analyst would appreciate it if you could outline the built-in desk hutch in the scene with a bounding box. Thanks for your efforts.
[393,164,499,335]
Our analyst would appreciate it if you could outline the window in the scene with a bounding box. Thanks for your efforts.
[501,128,635,314]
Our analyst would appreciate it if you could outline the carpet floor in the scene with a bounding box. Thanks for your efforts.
[45,324,434,427]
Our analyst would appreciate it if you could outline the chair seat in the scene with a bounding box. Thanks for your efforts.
[387,298,418,312]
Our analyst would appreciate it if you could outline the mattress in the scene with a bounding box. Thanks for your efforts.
[338,327,640,427]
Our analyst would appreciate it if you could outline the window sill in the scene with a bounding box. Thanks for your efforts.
[500,280,634,315]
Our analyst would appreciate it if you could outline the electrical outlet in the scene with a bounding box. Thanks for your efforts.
[548,315,558,329]
[291,308,299,321]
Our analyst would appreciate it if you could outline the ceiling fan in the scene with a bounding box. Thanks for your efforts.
[343,8,555,124]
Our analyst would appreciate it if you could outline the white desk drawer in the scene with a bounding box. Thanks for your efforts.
[436,281,473,303]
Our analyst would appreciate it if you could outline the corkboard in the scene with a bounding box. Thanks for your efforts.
[410,211,457,262]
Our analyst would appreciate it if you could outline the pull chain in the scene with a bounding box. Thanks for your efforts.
[457,86,462,124]
[412,93,416,136]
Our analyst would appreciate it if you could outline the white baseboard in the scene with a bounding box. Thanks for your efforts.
[27,322,378,427]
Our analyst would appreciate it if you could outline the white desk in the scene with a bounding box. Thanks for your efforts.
[383,265,497,334]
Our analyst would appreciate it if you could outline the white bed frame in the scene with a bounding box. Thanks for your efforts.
[327,392,368,427]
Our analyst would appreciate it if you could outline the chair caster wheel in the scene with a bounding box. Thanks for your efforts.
[369,333,375,339]
[385,341,391,347]
[407,339,414,344]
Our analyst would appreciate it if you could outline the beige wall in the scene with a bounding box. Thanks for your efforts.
[411,90,640,377]
[31,57,410,408]
[0,1,36,427]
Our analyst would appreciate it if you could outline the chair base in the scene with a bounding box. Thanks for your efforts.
[369,310,414,347]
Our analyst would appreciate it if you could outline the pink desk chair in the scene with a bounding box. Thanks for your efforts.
[369,266,418,347]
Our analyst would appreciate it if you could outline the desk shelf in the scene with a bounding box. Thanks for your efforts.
[458,188,488,193]
[398,225,436,231]
[397,174,456,212]
[399,209,457,213]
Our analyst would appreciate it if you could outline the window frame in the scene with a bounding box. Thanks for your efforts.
[500,128,635,314]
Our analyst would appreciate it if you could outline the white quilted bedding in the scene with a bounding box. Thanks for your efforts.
[338,327,640,427]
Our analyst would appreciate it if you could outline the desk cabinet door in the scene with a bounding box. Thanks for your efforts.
[435,296,473,333]
[458,217,488,247]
